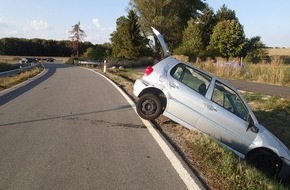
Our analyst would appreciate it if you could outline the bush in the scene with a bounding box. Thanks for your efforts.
[0,62,19,72]
[106,57,154,68]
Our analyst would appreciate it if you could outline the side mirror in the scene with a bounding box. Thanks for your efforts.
[247,116,259,133]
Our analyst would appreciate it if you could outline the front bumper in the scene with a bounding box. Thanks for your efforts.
[279,157,290,181]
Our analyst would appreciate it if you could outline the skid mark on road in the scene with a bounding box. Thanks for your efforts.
[90,119,146,129]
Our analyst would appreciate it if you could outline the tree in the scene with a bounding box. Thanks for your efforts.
[208,20,246,59]
[110,16,130,58]
[127,10,149,58]
[129,0,206,51]
[244,36,268,63]
[216,4,238,22]
[197,6,216,53]
[83,44,108,61]
[69,22,86,58]
[0,37,73,56]
[175,19,202,58]
[110,10,149,59]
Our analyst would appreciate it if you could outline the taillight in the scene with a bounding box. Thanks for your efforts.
[144,66,153,76]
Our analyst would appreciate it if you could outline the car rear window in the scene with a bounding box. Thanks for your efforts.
[170,63,211,96]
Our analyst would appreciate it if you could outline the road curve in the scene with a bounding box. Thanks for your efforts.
[225,79,290,98]
[0,63,203,190]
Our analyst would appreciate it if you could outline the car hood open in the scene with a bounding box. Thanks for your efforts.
[151,27,170,57]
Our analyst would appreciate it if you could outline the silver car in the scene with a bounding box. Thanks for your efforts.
[133,27,290,180]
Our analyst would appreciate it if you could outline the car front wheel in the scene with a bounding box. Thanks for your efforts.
[136,94,162,121]
[246,149,282,177]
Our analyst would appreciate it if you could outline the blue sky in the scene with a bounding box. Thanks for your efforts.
[207,0,290,48]
[0,0,289,47]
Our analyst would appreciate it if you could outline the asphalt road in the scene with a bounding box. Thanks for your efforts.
[225,79,290,98]
[0,63,201,190]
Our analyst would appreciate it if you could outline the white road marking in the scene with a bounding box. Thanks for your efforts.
[92,69,201,190]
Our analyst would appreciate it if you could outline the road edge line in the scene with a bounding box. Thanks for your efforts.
[90,69,201,190]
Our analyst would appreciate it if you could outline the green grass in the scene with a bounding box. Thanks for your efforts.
[190,130,287,190]
[102,68,290,190]
[243,92,290,149]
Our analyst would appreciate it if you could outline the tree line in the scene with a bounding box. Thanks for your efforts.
[0,38,95,57]
[1,1,268,64]
[111,1,268,63]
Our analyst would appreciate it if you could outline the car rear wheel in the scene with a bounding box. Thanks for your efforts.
[246,149,282,176]
[136,94,162,121]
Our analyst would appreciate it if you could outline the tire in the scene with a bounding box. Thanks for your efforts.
[246,149,282,176]
[136,94,162,121]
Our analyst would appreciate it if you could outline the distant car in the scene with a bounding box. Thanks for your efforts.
[133,27,290,180]
[19,58,38,67]
[20,57,37,64]
[46,58,55,62]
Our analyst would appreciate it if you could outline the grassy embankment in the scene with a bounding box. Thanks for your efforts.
[0,55,69,91]
[100,61,289,190]
[0,61,43,91]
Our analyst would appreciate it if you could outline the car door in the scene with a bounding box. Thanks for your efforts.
[195,80,257,154]
[165,63,212,129]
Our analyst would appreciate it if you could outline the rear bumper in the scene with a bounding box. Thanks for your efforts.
[133,79,149,97]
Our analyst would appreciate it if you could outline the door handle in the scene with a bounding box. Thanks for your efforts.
[208,105,217,112]
[169,83,179,89]
[204,103,217,112]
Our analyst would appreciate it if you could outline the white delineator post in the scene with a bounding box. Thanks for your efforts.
[103,59,107,73]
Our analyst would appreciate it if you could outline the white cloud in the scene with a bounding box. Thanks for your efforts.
[5,30,18,36]
[28,20,48,30]
[0,18,9,28]
[92,18,101,29]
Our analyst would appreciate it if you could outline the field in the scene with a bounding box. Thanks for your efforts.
[191,49,290,86]
[268,48,290,56]
[0,55,69,64]
[268,48,290,64]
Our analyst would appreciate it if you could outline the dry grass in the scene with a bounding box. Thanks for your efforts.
[188,48,290,86]
[0,67,43,91]
[247,61,289,86]
[0,55,21,64]
[160,120,286,190]
[268,48,290,56]
[194,59,290,86]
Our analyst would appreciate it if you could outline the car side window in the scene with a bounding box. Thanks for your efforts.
[170,64,211,96]
[170,64,183,80]
[212,81,249,120]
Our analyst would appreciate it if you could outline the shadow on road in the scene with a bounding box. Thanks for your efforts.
[0,63,73,106]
